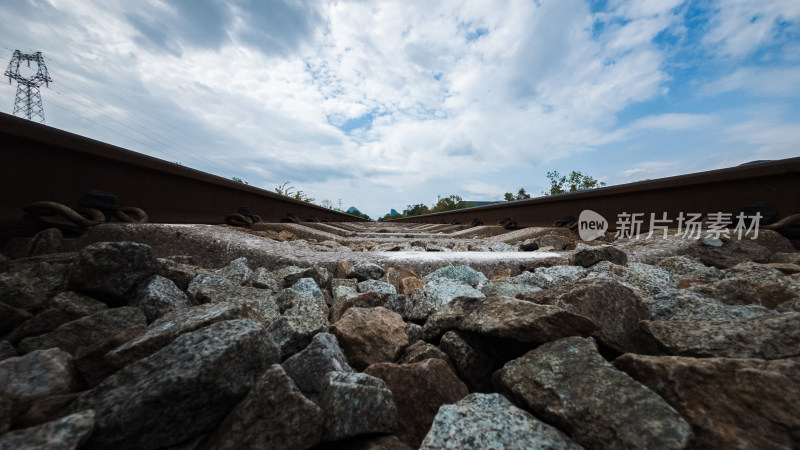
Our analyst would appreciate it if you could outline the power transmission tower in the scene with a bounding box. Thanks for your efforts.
[5,50,51,123]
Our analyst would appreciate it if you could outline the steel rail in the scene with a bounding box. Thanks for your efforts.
[392,158,800,231]
[0,112,366,234]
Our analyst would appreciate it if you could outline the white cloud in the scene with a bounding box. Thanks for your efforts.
[724,120,800,158]
[701,66,800,96]
[703,0,800,58]
[462,181,505,200]
[615,161,684,181]
[628,113,716,131]
[1,0,799,218]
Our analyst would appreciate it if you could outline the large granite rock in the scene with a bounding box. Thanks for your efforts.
[587,261,674,296]
[519,279,651,353]
[382,267,421,294]
[14,391,84,429]
[188,274,282,324]
[615,353,800,450]
[364,359,468,447]
[186,273,235,303]
[67,241,158,305]
[246,266,281,292]
[331,278,359,307]
[73,324,147,387]
[347,262,385,282]
[26,227,64,256]
[398,287,438,322]
[0,340,15,361]
[398,340,453,368]
[13,254,71,300]
[17,307,146,355]
[320,371,397,441]
[420,393,583,450]
[106,302,261,368]
[480,282,541,298]
[357,279,397,295]
[0,348,76,403]
[687,278,764,306]
[399,276,426,295]
[640,312,800,359]
[0,410,95,450]
[511,265,588,289]
[330,307,408,370]
[157,257,210,291]
[281,332,354,403]
[423,265,489,287]
[271,265,315,288]
[423,278,485,309]
[422,296,596,343]
[0,301,32,336]
[213,256,253,285]
[777,298,800,312]
[291,277,324,299]
[130,275,193,322]
[3,292,107,345]
[330,291,394,322]
[494,336,693,450]
[641,290,772,321]
[268,298,329,359]
[571,243,627,267]
[439,330,504,393]
[656,255,725,282]
[201,364,322,450]
[0,396,9,433]
[725,261,786,284]
[681,237,772,268]
[0,272,47,311]
[71,319,279,450]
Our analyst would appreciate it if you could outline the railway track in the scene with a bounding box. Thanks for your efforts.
[1,110,798,247]
[2,113,799,449]
[392,158,800,239]
[0,112,366,239]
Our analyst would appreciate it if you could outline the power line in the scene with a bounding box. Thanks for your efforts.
[44,95,176,162]
[45,83,240,178]
[40,60,242,178]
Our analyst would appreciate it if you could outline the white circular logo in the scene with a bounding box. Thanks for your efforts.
[578,209,608,241]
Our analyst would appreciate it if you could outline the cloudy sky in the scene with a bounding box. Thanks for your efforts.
[1,0,798,219]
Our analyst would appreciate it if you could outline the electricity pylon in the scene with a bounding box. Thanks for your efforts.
[5,50,51,123]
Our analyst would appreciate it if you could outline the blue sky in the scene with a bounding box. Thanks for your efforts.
[1,0,798,219]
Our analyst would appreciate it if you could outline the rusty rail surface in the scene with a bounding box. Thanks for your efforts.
[393,158,800,232]
[0,112,366,236]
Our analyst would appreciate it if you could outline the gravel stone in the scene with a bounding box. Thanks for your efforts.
[320,371,397,441]
[347,262,385,282]
[494,336,693,450]
[67,241,158,305]
[421,393,583,450]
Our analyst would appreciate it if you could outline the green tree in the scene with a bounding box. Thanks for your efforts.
[232,177,248,185]
[274,181,314,203]
[430,195,471,213]
[346,209,372,220]
[503,187,531,201]
[403,203,430,217]
[274,181,294,196]
[543,171,606,195]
